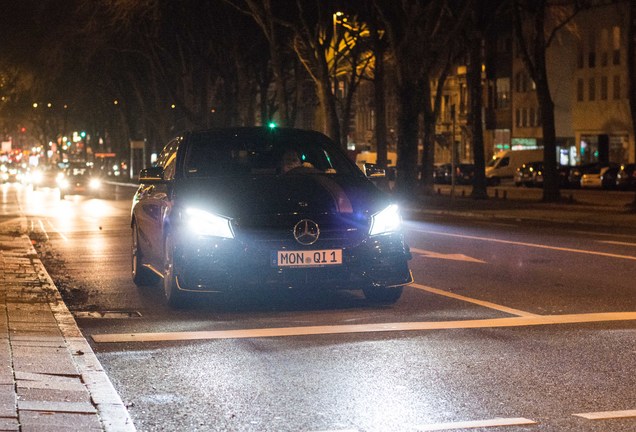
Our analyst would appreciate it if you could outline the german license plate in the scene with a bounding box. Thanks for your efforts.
[275,249,342,267]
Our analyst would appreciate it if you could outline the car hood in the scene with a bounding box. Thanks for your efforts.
[174,174,388,219]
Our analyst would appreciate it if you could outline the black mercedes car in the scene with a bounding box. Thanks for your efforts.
[131,127,412,307]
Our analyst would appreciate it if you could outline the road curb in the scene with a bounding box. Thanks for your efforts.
[25,235,136,431]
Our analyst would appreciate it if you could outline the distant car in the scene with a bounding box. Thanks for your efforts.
[601,165,620,189]
[557,165,573,188]
[580,163,619,188]
[30,165,62,190]
[433,163,451,184]
[57,163,103,198]
[616,163,636,190]
[434,163,474,185]
[514,161,542,187]
[130,127,413,307]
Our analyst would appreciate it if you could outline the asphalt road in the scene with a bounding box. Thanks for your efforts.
[12,182,636,432]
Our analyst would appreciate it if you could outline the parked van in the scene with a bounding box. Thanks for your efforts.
[486,149,543,185]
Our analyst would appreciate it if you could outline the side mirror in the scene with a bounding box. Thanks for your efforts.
[364,163,386,178]
[139,166,165,184]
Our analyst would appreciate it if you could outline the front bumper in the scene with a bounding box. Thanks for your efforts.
[172,231,412,293]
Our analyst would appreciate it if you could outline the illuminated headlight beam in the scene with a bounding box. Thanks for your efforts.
[369,204,401,236]
[185,208,234,239]
[89,178,102,189]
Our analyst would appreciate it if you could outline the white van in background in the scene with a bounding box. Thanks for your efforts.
[486,149,543,185]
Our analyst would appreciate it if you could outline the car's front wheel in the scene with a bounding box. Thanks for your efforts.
[131,223,157,286]
[163,232,188,308]
[363,285,403,305]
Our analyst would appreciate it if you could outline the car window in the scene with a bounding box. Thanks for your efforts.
[183,131,356,178]
[498,157,510,167]
[486,157,500,168]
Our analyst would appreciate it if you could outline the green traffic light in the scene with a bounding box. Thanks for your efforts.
[268,122,277,129]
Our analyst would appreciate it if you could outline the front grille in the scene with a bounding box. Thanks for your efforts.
[235,213,367,249]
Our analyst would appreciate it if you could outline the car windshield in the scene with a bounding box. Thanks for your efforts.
[486,157,500,168]
[183,130,357,178]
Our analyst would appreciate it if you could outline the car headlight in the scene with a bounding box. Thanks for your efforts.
[369,204,401,236]
[89,178,102,189]
[185,208,234,239]
[57,178,69,189]
[32,171,43,183]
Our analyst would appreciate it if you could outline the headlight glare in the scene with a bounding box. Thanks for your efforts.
[185,208,234,239]
[89,178,102,189]
[57,178,69,189]
[369,204,401,236]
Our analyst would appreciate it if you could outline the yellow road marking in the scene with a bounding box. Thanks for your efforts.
[598,240,636,247]
[92,312,636,343]
[410,283,538,317]
[411,248,486,264]
[413,229,636,261]
[573,409,636,420]
[415,417,537,431]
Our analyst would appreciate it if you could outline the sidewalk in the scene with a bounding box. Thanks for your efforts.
[0,216,135,431]
[404,186,636,230]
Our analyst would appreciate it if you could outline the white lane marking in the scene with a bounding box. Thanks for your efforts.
[411,248,486,264]
[413,229,636,261]
[91,312,636,343]
[309,430,359,432]
[37,219,50,242]
[46,219,68,242]
[573,409,636,420]
[410,283,538,317]
[598,240,636,247]
[415,417,537,431]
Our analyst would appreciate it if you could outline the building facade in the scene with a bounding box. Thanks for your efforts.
[572,3,635,165]
[347,3,635,167]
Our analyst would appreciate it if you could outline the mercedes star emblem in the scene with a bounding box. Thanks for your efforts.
[293,219,320,245]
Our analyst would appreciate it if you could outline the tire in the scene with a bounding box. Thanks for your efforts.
[363,286,403,305]
[163,232,188,308]
[131,223,157,286]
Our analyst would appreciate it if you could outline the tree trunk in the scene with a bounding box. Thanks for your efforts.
[317,80,342,148]
[373,32,388,170]
[467,34,488,199]
[534,32,560,202]
[420,79,436,196]
[395,81,421,197]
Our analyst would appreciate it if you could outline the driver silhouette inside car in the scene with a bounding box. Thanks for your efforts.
[280,149,317,174]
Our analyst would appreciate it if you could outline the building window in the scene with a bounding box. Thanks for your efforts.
[577,78,584,101]
[577,47,584,69]
[588,33,596,68]
[516,72,529,93]
[601,76,608,100]
[600,28,609,67]
[529,108,535,127]
[515,109,521,128]
[537,108,542,126]
[613,75,621,99]
[522,108,527,127]
[588,78,596,101]
[613,26,621,65]
[496,78,510,108]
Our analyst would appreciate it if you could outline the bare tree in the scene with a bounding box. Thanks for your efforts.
[374,0,469,196]
[513,0,592,202]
